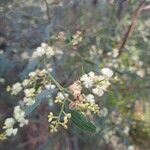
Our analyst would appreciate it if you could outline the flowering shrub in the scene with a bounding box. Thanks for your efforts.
[0,39,116,140]
[0,0,149,149]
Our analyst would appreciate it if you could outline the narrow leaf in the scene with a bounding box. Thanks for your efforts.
[69,109,96,132]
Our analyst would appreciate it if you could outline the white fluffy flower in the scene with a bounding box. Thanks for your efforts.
[25,88,35,97]
[92,87,104,96]
[57,92,65,100]
[86,94,95,103]
[29,71,36,77]
[11,82,22,95]
[13,105,29,127]
[101,68,113,77]
[80,70,113,97]
[45,46,55,58]
[88,72,95,78]
[32,47,45,58]
[22,79,29,87]
[100,80,111,91]
[5,128,18,136]
[13,106,25,120]
[80,74,93,88]
[23,97,35,106]
[24,88,35,97]
[41,43,47,48]
[3,118,15,129]
[3,118,18,137]
[55,92,68,103]
[32,43,55,59]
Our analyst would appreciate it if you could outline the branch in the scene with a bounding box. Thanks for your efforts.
[143,4,150,10]
[43,0,51,22]
[116,0,146,58]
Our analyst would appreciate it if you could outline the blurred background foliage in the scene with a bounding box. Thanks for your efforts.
[0,0,150,149]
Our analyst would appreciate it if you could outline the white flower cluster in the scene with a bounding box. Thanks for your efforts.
[2,38,116,140]
[54,92,68,103]
[72,31,83,46]
[3,67,57,139]
[22,69,55,106]
[13,106,29,127]
[3,69,56,139]
[7,68,56,107]
[80,72,94,88]
[23,69,52,105]
[2,43,62,139]
[101,68,113,78]
[80,68,113,97]
[7,82,22,95]
[2,105,28,137]
[85,94,95,103]
[23,88,36,106]
[32,43,55,59]
[3,118,17,136]
[68,68,114,114]
[48,112,71,133]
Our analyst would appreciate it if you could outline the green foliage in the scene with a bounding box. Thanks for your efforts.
[69,109,96,132]
[0,0,150,149]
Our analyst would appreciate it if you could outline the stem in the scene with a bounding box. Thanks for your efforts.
[116,0,146,58]
[58,99,65,121]
[47,72,71,121]
[48,72,71,95]
[43,0,51,22]
[43,57,72,121]
[48,73,63,91]
[42,56,71,96]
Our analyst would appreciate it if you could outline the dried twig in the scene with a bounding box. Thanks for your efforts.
[116,0,146,58]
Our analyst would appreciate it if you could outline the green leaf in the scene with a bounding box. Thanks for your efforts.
[69,109,96,132]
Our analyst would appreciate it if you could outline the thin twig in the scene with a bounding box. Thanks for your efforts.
[43,0,51,22]
[116,0,146,58]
